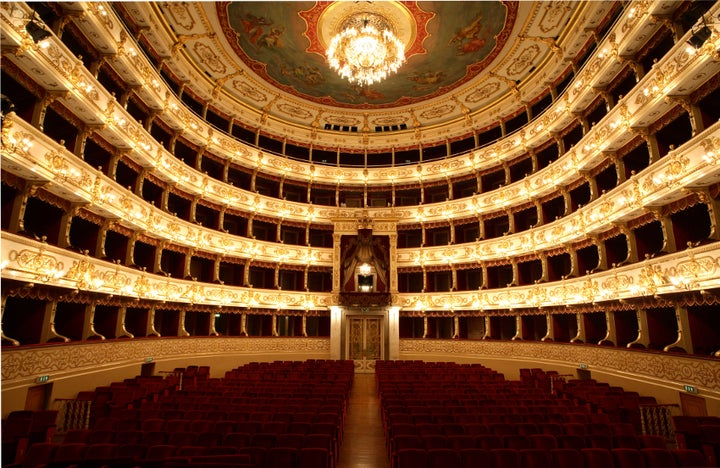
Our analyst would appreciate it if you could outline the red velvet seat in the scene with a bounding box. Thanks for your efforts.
[265,447,297,468]
[582,448,616,468]
[448,435,477,450]
[490,448,522,468]
[62,429,90,444]
[11,442,56,468]
[551,448,584,468]
[614,435,642,449]
[145,444,177,459]
[641,448,678,468]
[168,431,198,446]
[639,435,667,449]
[612,448,647,468]
[557,435,585,450]
[520,448,553,468]
[51,442,86,463]
[476,434,503,450]
[460,448,489,468]
[249,432,276,448]
[672,449,707,467]
[397,448,427,468]
[427,448,460,468]
[274,433,304,449]
[530,434,558,450]
[422,435,448,450]
[504,435,532,450]
[83,443,119,461]
[586,434,614,449]
[297,447,331,468]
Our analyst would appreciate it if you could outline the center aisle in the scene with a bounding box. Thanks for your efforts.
[337,373,390,468]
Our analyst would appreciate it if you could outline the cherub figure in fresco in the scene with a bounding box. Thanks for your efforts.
[258,26,284,49]
[342,84,385,102]
[280,64,325,85]
[449,12,489,55]
[407,70,445,90]
[240,13,272,44]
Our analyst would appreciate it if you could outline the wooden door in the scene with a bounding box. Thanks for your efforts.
[347,316,383,373]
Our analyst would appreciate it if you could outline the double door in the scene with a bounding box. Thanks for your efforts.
[347,316,383,373]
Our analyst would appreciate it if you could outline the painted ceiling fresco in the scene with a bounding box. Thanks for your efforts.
[218,1,515,108]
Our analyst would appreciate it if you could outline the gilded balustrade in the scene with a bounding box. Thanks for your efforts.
[2,231,718,311]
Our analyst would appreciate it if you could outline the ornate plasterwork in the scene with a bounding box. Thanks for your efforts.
[3,231,719,312]
[5,112,720,255]
[1,337,330,385]
[400,339,720,392]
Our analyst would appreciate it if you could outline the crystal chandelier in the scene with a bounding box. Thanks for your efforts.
[326,12,405,86]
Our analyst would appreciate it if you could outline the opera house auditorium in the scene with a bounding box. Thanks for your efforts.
[1,1,720,467]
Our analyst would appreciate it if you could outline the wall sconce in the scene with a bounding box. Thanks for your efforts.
[26,13,51,43]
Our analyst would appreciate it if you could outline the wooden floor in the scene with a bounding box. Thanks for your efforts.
[337,373,390,468]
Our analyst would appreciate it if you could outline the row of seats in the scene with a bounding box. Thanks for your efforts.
[61,429,335,451]
[5,442,331,468]
[396,447,708,468]
[1,410,59,466]
[673,416,720,466]
[6,360,353,468]
[386,419,635,437]
[390,432,670,454]
[375,361,687,468]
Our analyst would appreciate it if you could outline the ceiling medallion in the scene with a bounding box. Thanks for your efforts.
[326,11,406,86]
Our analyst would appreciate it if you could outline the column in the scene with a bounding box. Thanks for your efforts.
[697,190,720,241]
[663,305,693,353]
[177,310,190,337]
[82,301,105,340]
[389,232,398,293]
[1,295,20,346]
[240,312,248,336]
[541,312,554,341]
[147,305,161,337]
[209,312,219,336]
[627,308,650,348]
[570,313,586,343]
[482,315,491,339]
[330,306,342,359]
[41,301,70,343]
[388,306,400,358]
[618,223,639,265]
[452,315,460,339]
[655,211,678,254]
[598,310,617,346]
[115,306,134,338]
[538,253,549,283]
[31,91,64,131]
[183,249,194,279]
[511,315,522,340]
[5,182,44,234]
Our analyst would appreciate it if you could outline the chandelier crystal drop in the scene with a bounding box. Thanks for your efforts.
[326,12,405,86]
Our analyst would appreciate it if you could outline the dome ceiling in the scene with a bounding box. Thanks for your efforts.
[220,1,514,108]
[146,1,616,149]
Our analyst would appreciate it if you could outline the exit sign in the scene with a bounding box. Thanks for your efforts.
[683,385,698,394]
[579,363,588,369]
[35,375,50,384]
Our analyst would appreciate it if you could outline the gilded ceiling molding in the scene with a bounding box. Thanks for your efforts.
[3,1,718,189]
[46,0,668,153]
